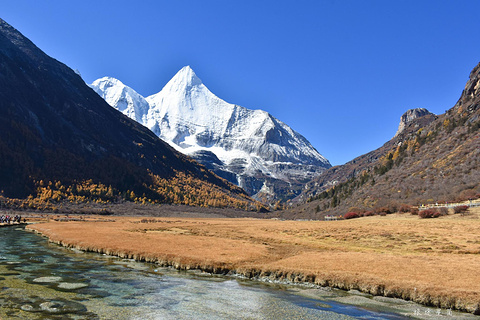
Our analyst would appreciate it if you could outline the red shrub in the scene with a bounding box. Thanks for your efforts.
[376,206,392,214]
[453,205,469,214]
[344,212,360,219]
[399,204,412,213]
[363,211,375,217]
[409,207,419,215]
[418,209,441,219]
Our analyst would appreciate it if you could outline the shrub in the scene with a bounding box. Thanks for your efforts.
[409,207,419,215]
[344,212,360,219]
[363,211,375,217]
[376,206,392,214]
[386,202,399,213]
[453,205,469,214]
[418,209,441,219]
[398,204,412,213]
[438,207,449,216]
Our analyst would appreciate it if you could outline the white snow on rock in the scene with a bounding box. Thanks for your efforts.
[90,66,331,199]
[91,77,150,124]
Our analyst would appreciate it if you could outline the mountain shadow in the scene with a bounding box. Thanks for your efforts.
[0,18,257,210]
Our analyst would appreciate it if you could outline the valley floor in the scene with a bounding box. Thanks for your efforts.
[27,208,480,314]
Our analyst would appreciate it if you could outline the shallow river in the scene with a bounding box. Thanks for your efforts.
[0,226,468,319]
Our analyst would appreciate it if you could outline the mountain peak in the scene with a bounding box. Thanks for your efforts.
[89,76,150,123]
[166,65,203,90]
[180,65,194,73]
[93,66,331,202]
[395,108,435,137]
[92,76,124,88]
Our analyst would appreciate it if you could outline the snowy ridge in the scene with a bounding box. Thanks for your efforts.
[91,66,331,200]
[91,77,150,124]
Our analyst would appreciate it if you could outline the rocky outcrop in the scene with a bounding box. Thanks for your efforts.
[395,108,435,137]
[454,61,480,113]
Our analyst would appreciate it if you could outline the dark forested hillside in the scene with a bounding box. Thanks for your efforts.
[285,62,480,219]
[0,18,257,210]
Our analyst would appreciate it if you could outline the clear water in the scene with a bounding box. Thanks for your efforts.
[0,226,410,319]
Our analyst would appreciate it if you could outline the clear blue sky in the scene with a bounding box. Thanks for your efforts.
[2,1,480,165]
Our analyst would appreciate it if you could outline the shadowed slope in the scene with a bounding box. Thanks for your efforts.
[0,18,254,209]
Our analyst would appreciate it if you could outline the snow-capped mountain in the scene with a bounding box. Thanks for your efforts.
[91,66,331,201]
[91,77,150,124]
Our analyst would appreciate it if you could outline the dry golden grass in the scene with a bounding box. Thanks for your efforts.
[28,208,480,313]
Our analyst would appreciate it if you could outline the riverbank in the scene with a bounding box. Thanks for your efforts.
[27,209,480,315]
[0,222,26,227]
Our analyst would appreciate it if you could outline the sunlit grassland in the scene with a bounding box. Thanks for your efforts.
[29,207,480,313]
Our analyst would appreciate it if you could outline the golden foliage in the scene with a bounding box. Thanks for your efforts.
[8,171,261,211]
[443,118,451,128]
[148,171,257,210]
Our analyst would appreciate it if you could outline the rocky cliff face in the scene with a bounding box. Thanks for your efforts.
[91,67,331,202]
[454,62,480,113]
[395,108,435,137]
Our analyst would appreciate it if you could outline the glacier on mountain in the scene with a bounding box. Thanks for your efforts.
[91,66,331,201]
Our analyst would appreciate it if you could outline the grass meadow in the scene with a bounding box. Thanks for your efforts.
[29,206,480,313]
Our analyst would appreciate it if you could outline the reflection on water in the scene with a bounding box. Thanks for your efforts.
[0,226,408,319]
